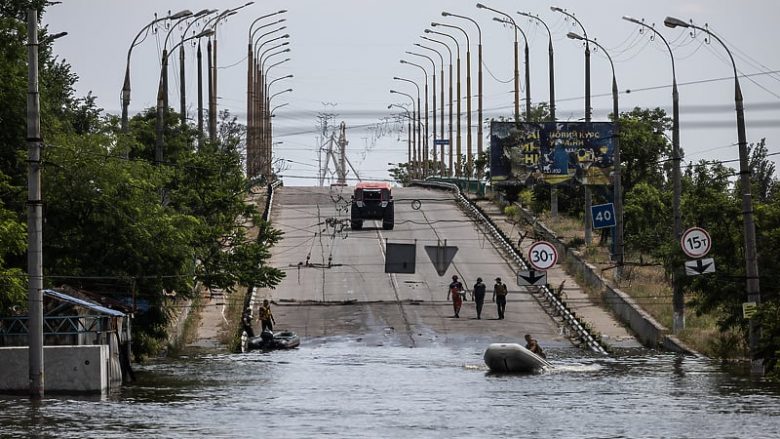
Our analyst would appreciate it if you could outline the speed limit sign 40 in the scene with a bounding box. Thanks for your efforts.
[681,227,712,258]
[528,241,558,270]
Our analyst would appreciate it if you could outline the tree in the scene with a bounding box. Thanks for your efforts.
[617,107,673,194]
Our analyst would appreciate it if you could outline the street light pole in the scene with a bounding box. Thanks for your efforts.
[443,12,483,179]
[665,16,761,374]
[426,29,459,176]
[477,3,521,123]
[391,88,420,177]
[389,103,413,173]
[623,16,684,332]
[390,76,423,178]
[432,22,471,177]
[519,11,559,217]
[567,32,623,281]
[401,60,430,178]
[491,16,531,121]
[553,6,593,245]
[407,51,438,170]
[248,11,286,178]
[390,90,419,173]
[180,10,217,128]
[415,42,446,175]
[122,10,192,133]
[422,35,452,176]
[423,29,460,176]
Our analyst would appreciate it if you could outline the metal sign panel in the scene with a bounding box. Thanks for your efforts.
[684,258,715,276]
[681,227,712,259]
[517,270,547,286]
[527,241,558,271]
[490,121,616,187]
[434,139,450,145]
[591,203,616,229]
[385,243,416,274]
[424,245,459,276]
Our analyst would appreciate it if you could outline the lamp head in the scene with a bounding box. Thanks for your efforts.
[170,10,193,19]
[431,22,440,27]
[424,29,432,33]
[278,9,287,13]
[622,15,641,25]
[664,16,689,28]
[476,3,485,9]
[197,29,215,38]
[550,6,563,12]
[282,34,290,38]
[566,32,584,40]
[388,104,393,109]
[390,89,398,94]
[194,9,211,17]
[400,60,407,64]
[47,31,68,41]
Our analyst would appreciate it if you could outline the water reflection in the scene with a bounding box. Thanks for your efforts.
[1,341,779,438]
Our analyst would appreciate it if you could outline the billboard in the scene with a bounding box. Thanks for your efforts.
[490,121,615,186]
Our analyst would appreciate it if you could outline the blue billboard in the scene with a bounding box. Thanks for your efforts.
[490,121,615,186]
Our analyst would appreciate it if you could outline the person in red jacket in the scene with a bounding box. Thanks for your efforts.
[447,275,464,318]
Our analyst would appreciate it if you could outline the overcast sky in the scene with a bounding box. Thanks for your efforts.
[44,1,780,186]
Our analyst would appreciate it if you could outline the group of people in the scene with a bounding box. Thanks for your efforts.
[447,275,508,320]
[241,299,276,338]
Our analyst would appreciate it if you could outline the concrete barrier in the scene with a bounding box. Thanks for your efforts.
[516,204,697,354]
[0,345,109,394]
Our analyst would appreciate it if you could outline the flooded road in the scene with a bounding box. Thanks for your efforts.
[2,339,779,438]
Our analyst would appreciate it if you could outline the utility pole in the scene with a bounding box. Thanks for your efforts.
[26,8,45,399]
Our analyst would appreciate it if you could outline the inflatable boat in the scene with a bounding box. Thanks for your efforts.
[483,343,552,373]
[248,330,300,351]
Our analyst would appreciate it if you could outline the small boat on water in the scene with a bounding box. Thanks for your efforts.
[248,330,300,351]
[483,343,552,373]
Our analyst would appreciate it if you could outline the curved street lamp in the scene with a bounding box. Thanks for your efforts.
[664,16,760,372]
[389,103,414,172]
[407,50,437,166]
[179,10,218,127]
[552,6,594,245]
[623,16,684,332]
[416,42,446,175]
[401,59,430,177]
[421,35,454,175]
[425,28,460,175]
[390,90,419,174]
[567,31,623,283]
[442,11,484,176]
[122,9,192,132]
[478,3,523,123]
[392,80,422,177]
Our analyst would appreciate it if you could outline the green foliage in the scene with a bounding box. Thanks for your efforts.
[623,182,669,256]
[617,107,673,194]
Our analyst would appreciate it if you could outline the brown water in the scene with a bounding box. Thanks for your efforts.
[2,338,779,438]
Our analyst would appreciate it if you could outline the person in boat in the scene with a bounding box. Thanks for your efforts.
[257,299,276,332]
[241,307,255,337]
[472,277,486,320]
[492,277,508,319]
[525,334,546,358]
[447,275,464,318]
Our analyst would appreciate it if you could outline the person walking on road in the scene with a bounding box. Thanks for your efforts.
[473,277,486,319]
[492,277,508,319]
[447,275,464,318]
[258,299,276,332]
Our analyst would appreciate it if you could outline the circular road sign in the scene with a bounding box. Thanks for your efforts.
[681,227,712,258]
[528,241,558,270]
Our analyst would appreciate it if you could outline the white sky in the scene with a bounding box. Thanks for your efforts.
[44,0,780,186]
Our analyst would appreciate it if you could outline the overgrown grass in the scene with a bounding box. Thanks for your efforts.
[221,288,248,353]
[168,293,203,356]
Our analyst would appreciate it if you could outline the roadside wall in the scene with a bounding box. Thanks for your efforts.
[0,345,109,394]
[515,203,696,354]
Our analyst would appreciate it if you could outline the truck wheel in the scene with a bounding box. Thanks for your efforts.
[382,221,394,230]
[351,220,363,230]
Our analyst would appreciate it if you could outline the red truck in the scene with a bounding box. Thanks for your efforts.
[350,181,394,230]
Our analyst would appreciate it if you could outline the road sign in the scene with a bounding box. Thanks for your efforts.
[681,227,712,258]
[385,243,416,274]
[434,139,450,145]
[685,258,715,276]
[591,203,616,229]
[517,270,547,286]
[742,302,758,319]
[527,241,558,270]
[424,244,458,276]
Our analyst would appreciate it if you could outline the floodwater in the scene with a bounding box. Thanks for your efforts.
[2,339,779,438]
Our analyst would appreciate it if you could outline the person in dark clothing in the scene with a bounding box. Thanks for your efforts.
[472,277,486,319]
[447,275,464,318]
[241,308,255,337]
[257,299,275,332]
[525,333,546,358]
[492,277,508,319]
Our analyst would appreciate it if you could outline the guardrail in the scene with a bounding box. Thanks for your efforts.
[411,180,609,355]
